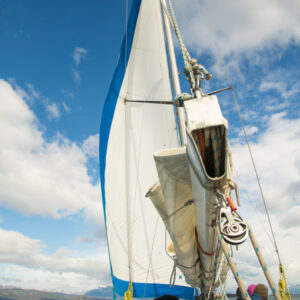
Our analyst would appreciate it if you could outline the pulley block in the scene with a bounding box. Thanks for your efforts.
[219,207,248,245]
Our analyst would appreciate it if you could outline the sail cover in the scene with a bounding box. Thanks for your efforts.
[100,0,194,298]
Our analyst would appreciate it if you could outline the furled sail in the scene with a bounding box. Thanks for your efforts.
[147,95,231,293]
[100,0,194,298]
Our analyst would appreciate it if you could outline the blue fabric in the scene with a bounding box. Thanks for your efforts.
[113,275,194,299]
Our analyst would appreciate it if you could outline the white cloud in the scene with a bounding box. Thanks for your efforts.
[264,98,289,113]
[62,89,75,99]
[75,237,94,244]
[71,47,87,84]
[0,265,102,294]
[72,67,80,84]
[169,0,300,82]
[259,81,287,95]
[0,227,110,293]
[0,79,103,225]
[8,78,31,102]
[62,101,71,113]
[82,134,99,159]
[259,79,300,101]
[45,102,60,119]
[228,112,300,289]
[72,47,87,66]
[173,0,300,57]
[239,125,258,137]
[8,79,41,105]
[25,83,40,100]
[251,69,300,113]
[232,112,300,210]
[0,223,110,292]
[280,206,300,228]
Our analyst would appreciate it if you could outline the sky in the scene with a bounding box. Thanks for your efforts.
[0,0,299,296]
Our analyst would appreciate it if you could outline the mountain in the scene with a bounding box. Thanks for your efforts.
[0,287,106,300]
[84,286,115,298]
[289,284,300,294]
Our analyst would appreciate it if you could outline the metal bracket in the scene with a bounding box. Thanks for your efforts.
[203,86,233,97]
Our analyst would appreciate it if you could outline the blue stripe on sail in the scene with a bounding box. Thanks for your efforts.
[99,0,141,297]
[113,275,194,299]
[99,0,141,223]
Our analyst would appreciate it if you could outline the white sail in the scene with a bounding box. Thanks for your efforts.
[100,0,194,298]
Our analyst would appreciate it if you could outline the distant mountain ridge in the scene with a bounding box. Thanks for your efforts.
[84,286,114,298]
[290,284,300,294]
[0,287,106,300]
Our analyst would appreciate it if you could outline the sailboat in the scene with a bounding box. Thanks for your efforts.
[99,0,290,299]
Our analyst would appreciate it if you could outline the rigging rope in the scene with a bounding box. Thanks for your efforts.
[166,0,195,88]
[160,0,211,92]
[142,215,160,299]
[279,264,292,300]
[232,165,275,248]
[230,87,283,264]
[123,0,134,290]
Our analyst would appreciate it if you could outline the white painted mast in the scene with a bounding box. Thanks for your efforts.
[161,0,187,145]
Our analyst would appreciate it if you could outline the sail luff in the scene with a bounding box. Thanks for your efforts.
[99,0,142,292]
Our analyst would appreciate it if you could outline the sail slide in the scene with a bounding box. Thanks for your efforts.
[100,0,194,298]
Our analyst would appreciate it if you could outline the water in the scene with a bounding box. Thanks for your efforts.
[228,296,300,300]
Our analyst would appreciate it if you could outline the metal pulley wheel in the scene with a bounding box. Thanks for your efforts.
[219,207,248,245]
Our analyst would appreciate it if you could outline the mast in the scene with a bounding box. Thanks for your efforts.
[161,0,187,145]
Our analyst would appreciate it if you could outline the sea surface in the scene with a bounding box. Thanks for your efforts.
[228,297,300,300]
[270,297,300,300]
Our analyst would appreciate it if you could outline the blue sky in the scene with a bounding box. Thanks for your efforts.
[0,0,299,295]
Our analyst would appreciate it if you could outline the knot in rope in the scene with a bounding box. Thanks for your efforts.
[278,264,292,300]
[175,93,192,106]
[190,58,197,65]
[183,65,191,76]
[192,63,212,80]
[162,0,212,91]
[124,282,133,300]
